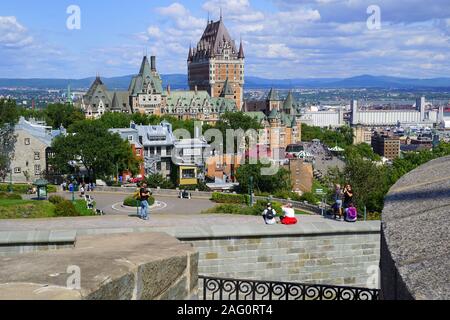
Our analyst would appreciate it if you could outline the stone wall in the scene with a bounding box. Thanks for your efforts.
[381,156,450,300]
[0,232,198,300]
[190,232,380,288]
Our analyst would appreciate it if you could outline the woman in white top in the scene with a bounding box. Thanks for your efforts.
[281,203,298,225]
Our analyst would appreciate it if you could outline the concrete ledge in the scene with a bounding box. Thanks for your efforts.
[0,232,198,300]
[381,156,450,300]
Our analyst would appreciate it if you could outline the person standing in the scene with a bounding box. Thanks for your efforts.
[140,183,151,220]
[334,184,344,220]
[343,184,354,209]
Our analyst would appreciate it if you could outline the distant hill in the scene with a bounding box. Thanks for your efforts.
[1,74,450,90]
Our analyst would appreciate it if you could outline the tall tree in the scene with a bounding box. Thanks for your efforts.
[51,120,140,180]
[0,100,19,181]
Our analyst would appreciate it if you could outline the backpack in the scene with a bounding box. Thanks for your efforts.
[346,207,358,221]
[265,208,275,220]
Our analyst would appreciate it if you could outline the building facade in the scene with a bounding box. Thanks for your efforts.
[371,132,401,161]
[351,98,439,127]
[110,121,176,179]
[10,117,65,183]
[82,55,237,122]
[188,17,245,110]
[245,89,302,151]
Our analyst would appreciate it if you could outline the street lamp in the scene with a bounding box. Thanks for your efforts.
[8,170,12,193]
[248,176,254,207]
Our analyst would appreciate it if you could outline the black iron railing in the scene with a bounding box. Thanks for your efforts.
[199,276,380,301]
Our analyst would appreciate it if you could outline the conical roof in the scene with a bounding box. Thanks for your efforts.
[221,78,234,97]
[268,108,280,120]
[111,92,120,110]
[238,40,245,59]
[283,91,294,110]
[268,88,280,101]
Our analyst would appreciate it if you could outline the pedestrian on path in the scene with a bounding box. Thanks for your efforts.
[140,183,151,220]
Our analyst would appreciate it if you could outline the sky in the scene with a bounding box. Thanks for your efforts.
[0,0,449,79]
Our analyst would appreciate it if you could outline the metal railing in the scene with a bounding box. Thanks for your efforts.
[199,276,380,301]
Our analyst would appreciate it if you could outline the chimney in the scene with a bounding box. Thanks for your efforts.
[151,56,156,71]
[195,85,198,95]
[167,84,171,95]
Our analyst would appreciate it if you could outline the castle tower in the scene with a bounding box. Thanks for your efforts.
[267,88,281,112]
[188,17,244,110]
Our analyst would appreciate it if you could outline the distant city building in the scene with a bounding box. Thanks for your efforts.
[285,158,313,194]
[82,56,237,122]
[353,125,372,145]
[10,117,65,183]
[244,89,302,151]
[351,97,440,127]
[188,16,245,110]
[371,131,401,161]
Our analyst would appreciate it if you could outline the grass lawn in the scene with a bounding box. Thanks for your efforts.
[0,199,95,219]
[0,199,56,219]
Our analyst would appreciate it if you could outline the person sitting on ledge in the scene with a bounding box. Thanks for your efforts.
[262,203,277,225]
[345,203,358,223]
[280,203,298,225]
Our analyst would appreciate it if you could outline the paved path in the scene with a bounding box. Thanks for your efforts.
[25,191,216,216]
[0,212,372,232]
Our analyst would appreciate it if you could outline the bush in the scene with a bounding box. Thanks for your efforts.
[0,192,22,200]
[211,192,249,205]
[123,195,155,207]
[73,200,95,216]
[204,200,283,216]
[0,184,57,194]
[299,192,320,204]
[54,200,79,217]
[48,195,65,205]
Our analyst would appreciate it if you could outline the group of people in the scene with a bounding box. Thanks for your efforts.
[61,181,96,194]
[262,203,298,225]
[333,184,357,222]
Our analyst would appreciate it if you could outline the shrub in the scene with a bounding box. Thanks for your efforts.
[0,192,22,200]
[73,200,95,216]
[211,192,249,204]
[123,195,155,207]
[48,195,65,205]
[54,200,79,217]
[0,184,57,194]
[204,200,283,216]
[299,192,320,204]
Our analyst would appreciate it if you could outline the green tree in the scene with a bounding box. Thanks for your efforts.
[51,120,139,180]
[235,162,291,194]
[145,173,175,189]
[0,99,19,126]
[44,103,85,129]
[97,112,133,129]
[345,143,381,161]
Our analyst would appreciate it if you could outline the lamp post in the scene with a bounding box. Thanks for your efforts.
[8,171,12,193]
[248,176,254,207]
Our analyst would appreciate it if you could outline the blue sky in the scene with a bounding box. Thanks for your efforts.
[0,0,449,79]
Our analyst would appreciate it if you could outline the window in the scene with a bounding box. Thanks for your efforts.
[136,149,141,156]
[14,167,21,174]
[182,169,196,179]
[34,165,41,175]
[157,162,161,171]
[24,138,30,145]
[128,135,134,142]
[34,152,40,160]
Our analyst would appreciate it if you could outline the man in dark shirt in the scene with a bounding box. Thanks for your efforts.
[140,183,151,220]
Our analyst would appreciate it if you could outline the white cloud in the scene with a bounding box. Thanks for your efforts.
[0,16,33,48]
